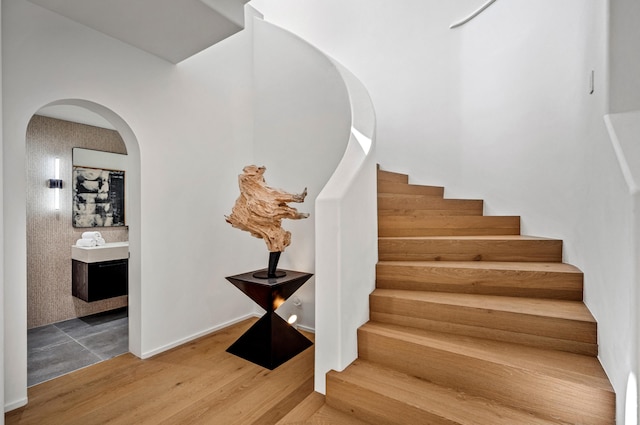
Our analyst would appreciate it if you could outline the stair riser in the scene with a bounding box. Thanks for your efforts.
[379,216,520,237]
[275,392,326,425]
[378,196,483,214]
[357,329,615,424]
[378,238,563,262]
[327,361,566,425]
[370,312,597,356]
[378,209,483,218]
[377,181,444,197]
[377,170,408,184]
[370,294,596,344]
[376,264,583,300]
[326,376,453,425]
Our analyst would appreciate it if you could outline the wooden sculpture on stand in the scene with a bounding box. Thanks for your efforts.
[224,165,313,369]
[225,165,309,278]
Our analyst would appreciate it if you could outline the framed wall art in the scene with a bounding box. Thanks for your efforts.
[72,166,125,228]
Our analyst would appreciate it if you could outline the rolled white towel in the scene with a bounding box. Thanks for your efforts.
[95,237,106,246]
[82,231,102,240]
[76,238,97,247]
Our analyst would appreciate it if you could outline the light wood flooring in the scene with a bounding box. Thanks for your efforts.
[6,318,314,425]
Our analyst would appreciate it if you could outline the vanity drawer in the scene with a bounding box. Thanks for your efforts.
[72,259,128,302]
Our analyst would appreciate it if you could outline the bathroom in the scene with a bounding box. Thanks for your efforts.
[26,108,131,386]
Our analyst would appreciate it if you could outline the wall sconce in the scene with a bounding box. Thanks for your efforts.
[47,158,63,209]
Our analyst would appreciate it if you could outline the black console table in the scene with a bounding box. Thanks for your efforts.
[225,269,313,369]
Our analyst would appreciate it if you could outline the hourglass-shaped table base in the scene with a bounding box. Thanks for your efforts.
[225,269,313,370]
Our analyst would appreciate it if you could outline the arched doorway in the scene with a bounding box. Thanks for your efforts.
[24,99,141,386]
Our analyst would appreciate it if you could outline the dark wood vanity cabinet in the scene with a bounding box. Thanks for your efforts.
[72,259,128,302]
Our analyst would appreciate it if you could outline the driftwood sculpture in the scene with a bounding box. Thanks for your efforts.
[226,165,309,254]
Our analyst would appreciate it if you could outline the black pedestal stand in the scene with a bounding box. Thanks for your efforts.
[225,269,313,369]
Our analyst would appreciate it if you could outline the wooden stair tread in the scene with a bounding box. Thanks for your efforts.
[378,192,480,200]
[377,260,581,273]
[370,312,597,356]
[276,393,370,425]
[378,194,484,214]
[379,215,520,236]
[377,169,408,183]
[358,321,612,391]
[275,392,326,424]
[371,289,595,323]
[380,235,555,241]
[378,193,482,203]
[327,359,570,425]
[377,181,444,196]
[376,261,583,301]
[305,405,373,425]
[369,289,597,354]
[378,208,483,217]
[375,261,583,300]
[379,235,563,262]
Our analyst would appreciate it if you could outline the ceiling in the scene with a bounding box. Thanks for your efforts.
[26,0,250,64]
[27,0,251,128]
[37,105,117,130]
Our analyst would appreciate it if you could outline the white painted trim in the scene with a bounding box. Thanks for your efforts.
[450,0,498,29]
[140,313,256,359]
[296,323,315,334]
[4,397,27,413]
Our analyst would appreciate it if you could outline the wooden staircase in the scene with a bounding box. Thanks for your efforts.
[277,168,615,425]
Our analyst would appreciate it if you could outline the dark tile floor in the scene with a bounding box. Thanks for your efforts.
[27,308,128,387]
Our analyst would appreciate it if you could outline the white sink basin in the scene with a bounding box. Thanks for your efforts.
[72,241,129,263]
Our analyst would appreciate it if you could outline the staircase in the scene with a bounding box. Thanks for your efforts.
[277,168,615,425]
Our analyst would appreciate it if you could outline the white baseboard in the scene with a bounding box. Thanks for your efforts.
[297,323,315,333]
[140,313,256,359]
[5,396,28,413]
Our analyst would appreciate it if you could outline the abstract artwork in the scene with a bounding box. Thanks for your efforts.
[73,166,125,228]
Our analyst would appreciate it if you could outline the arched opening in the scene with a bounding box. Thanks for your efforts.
[24,99,141,386]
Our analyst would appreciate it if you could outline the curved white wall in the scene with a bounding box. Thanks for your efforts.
[250,18,377,394]
[251,18,353,330]
[314,59,377,393]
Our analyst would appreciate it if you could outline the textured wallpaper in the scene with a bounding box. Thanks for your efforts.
[27,115,129,328]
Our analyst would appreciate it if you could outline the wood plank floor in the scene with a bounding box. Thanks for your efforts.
[6,318,314,425]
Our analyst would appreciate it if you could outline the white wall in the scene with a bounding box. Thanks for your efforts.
[252,1,635,421]
[610,0,640,113]
[449,3,636,421]
[3,0,259,409]
[252,18,352,329]
[608,0,640,415]
[251,0,481,186]
[0,0,4,420]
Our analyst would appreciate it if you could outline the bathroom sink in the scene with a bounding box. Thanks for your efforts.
[71,241,129,263]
